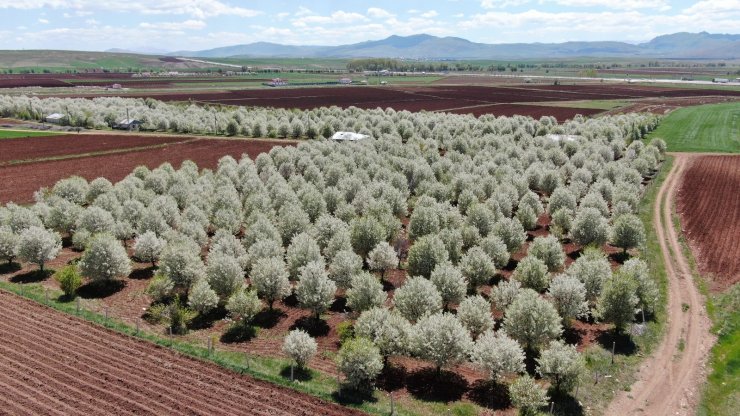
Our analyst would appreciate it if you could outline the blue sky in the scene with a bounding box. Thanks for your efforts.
[0,0,738,52]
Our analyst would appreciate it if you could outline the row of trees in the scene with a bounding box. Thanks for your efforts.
[0,104,663,413]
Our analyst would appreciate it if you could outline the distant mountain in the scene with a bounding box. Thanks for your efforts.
[170,32,740,60]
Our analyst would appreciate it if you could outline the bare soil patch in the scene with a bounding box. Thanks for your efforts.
[676,155,740,291]
[0,290,363,416]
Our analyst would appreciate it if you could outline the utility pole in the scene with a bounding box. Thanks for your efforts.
[126,108,130,132]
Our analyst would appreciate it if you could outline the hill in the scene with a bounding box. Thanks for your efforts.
[175,32,740,60]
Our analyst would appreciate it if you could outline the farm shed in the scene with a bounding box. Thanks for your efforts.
[44,113,65,124]
[114,118,143,130]
[545,134,579,142]
[331,131,368,141]
[339,78,352,85]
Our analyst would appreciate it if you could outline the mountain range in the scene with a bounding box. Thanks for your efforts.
[161,32,740,60]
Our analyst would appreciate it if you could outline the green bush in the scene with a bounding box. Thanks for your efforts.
[336,321,355,345]
[54,265,82,298]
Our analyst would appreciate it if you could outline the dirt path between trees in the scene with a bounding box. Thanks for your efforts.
[0,290,364,416]
[606,154,715,415]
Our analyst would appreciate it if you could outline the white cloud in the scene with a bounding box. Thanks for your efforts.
[139,20,206,31]
[367,7,394,19]
[292,11,368,27]
[480,0,530,8]
[0,0,261,19]
[546,0,671,11]
[38,18,49,24]
[421,10,439,18]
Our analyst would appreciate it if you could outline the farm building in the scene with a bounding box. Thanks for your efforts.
[113,118,143,130]
[110,83,122,89]
[331,131,368,141]
[339,78,352,85]
[713,78,729,83]
[268,78,288,87]
[44,113,65,124]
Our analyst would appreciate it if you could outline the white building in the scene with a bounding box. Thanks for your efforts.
[44,113,65,124]
[331,131,368,141]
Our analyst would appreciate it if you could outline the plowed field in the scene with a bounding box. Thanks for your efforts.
[0,138,290,203]
[676,155,740,290]
[0,290,362,416]
[0,134,190,164]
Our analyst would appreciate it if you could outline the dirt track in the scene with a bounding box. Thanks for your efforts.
[0,290,364,416]
[606,154,714,415]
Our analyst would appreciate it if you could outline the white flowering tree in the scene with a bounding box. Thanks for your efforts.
[471,330,525,381]
[346,271,387,313]
[78,233,132,281]
[296,261,336,320]
[393,276,443,322]
[250,257,291,310]
[133,231,166,267]
[410,312,473,375]
[282,329,317,368]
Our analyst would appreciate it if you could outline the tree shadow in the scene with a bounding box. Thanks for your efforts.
[253,308,286,329]
[597,331,637,356]
[56,293,77,303]
[562,326,583,346]
[329,296,348,313]
[61,235,74,248]
[524,348,541,376]
[77,279,126,299]
[10,269,51,283]
[282,293,299,307]
[331,387,377,406]
[220,323,257,343]
[381,278,395,292]
[550,391,585,416]
[290,316,330,337]
[0,262,21,275]
[608,251,630,265]
[189,306,227,330]
[376,362,407,391]
[406,368,469,402]
[128,267,155,280]
[502,258,519,272]
[467,379,512,410]
[279,364,313,382]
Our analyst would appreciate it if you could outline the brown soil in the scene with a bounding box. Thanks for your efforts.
[605,96,740,116]
[0,137,290,204]
[675,155,740,292]
[0,290,364,416]
[607,154,715,416]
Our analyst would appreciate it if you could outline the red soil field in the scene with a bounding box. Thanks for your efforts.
[0,78,72,88]
[676,155,740,291]
[0,134,190,164]
[0,138,291,203]
[0,291,361,416]
[447,104,602,120]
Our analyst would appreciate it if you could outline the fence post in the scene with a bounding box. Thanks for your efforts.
[135,319,140,335]
[549,401,555,414]
[290,364,294,382]
[76,297,80,315]
[611,341,616,365]
[207,337,212,355]
[389,392,394,416]
[104,307,109,323]
[44,288,49,304]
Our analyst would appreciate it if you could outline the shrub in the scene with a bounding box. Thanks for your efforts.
[346,271,387,313]
[479,234,510,269]
[410,312,473,374]
[597,270,639,332]
[571,207,609,248]
[337,338,384,391]
[18,226,62,272]
[354,307,411,359]
[282,329,317,368]
[490,279,521,312]
[466,248,500,290]
[0,226,19,265]
[457,295,494,338]
[407,234,448,279]
[547,274,589,324]
[226,287,263,324]
[610,213,646,253]
[536,340,585,393]
[620,258,659,314]
[146,273,174,302]
[367,241,398,278]
[528,235,565,272]
[188,278,219,315]
[206,253,244,301]
[512,256,549,292]
[250,257,291,309]
[336,321,355,346]
[296,261,336,319]
[393,276,442,322]
[430,262,467,308]
[78,233,131,281]
[503,289,562,350]
[509,375,548,416]
[328,249,362,289]
[54,265,83,298]
[492,217,527,253]
[471,330,525,381]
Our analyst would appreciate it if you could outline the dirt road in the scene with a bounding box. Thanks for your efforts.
[0,290,364,416]
[606,154,715,415]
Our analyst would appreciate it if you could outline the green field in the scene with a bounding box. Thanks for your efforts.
[0,129,60,139]
[648,102,740,153]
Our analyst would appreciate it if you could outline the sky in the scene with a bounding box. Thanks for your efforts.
[0,0,738,52]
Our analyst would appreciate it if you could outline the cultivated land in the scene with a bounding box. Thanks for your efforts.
[0,130,63,139]
[676,155,740,289]
[607,154,714,416]
[0,136,292,203]
[0,290,362,416]
[648,102,740,153]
